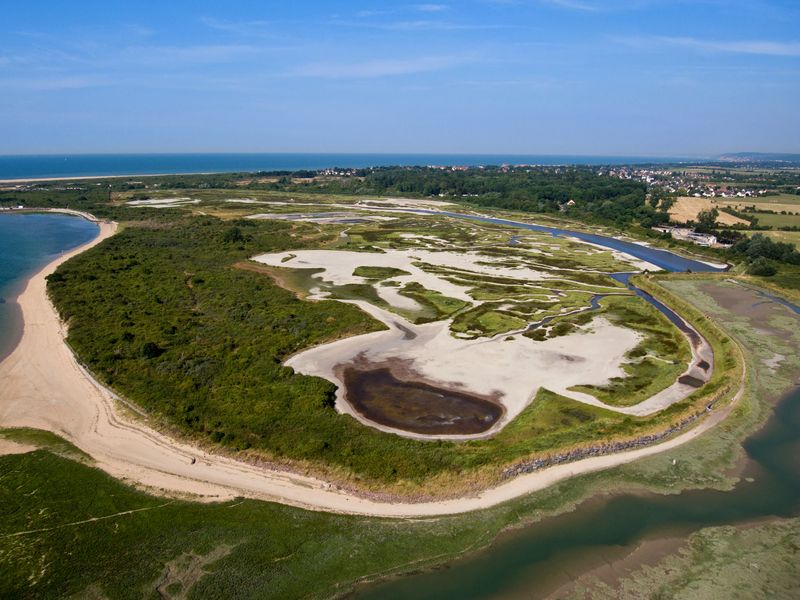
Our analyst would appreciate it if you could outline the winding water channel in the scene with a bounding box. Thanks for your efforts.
[425,209,727,273]
[359,383,800,598]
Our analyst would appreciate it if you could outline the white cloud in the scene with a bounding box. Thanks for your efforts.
[618,35,800,57]
[293,55,468,78]
[0,75,110,91]
[415,3,449,11]
[539,0,599,10]
[659,36,800,57]
[124,24,155,37]
[199,16,272,36]
[122,44,262,65]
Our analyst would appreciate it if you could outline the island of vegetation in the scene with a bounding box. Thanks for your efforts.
[1,161,799,598]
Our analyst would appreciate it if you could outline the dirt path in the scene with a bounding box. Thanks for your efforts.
[0,502,174,539]
[0,212,744,517]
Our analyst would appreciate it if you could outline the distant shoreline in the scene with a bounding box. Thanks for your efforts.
[0,172,220,185]
[0,152,701,183]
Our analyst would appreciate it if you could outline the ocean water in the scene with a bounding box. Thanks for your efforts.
[0,153,693,180]
[0,213,99,359]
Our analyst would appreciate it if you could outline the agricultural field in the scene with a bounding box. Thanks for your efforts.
[742,211,800,228]
[743,229,800,244]
[669,196,749,226]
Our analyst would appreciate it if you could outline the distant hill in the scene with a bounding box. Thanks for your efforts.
[716,152,800,165]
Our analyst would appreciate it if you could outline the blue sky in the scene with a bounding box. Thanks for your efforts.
[2,0,799,155]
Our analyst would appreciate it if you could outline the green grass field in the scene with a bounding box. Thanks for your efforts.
[743,229,800,248]
[743,211,800,228]
[745,193,800,206]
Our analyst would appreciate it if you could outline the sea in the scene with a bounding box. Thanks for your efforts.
[0,213,99,359]
[0,153,696,180]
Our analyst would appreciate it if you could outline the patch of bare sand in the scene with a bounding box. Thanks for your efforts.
[284,300,643,440]
[0,438,37,456]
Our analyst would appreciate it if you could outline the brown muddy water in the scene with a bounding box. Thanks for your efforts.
[341,366,504,435]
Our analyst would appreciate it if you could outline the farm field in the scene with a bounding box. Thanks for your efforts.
[742,211,800,228]
[668,196,749,226]
[744,229,800,244]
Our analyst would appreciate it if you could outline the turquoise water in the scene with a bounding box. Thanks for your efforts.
[0,153,692,180]
[0,213,99,359]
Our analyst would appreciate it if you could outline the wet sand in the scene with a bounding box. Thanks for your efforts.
[341,364,504,435]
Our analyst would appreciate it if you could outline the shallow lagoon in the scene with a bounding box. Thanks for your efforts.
[0,213,98,359]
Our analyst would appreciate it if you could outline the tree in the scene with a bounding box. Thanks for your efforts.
[222,226,244,243]
[747,257,777,277]
[695,208,719,233]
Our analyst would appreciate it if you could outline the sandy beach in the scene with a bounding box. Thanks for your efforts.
[0,172,219,185]
[0,213,742,517]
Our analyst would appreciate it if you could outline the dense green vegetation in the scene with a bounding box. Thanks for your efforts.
[352,266,410,280]
[2,165,667,230]
[0,186,110,210]
[356,167,665,227]
[737,234,800,262]
[0,442,500,600]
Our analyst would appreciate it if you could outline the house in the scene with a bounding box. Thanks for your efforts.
[651,226,717,247]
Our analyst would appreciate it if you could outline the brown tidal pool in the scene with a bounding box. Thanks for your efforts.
[341,366,504,435]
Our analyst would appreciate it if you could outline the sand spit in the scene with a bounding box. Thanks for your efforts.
[0,210,738,517]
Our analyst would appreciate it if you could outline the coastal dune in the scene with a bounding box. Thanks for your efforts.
[0,216,740,517]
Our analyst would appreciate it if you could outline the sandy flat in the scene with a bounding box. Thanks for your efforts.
[127,198,202,208]
[256,249,710,431]
[0,438,37,456]
[0,210,740,517]
[285,301,643,440]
